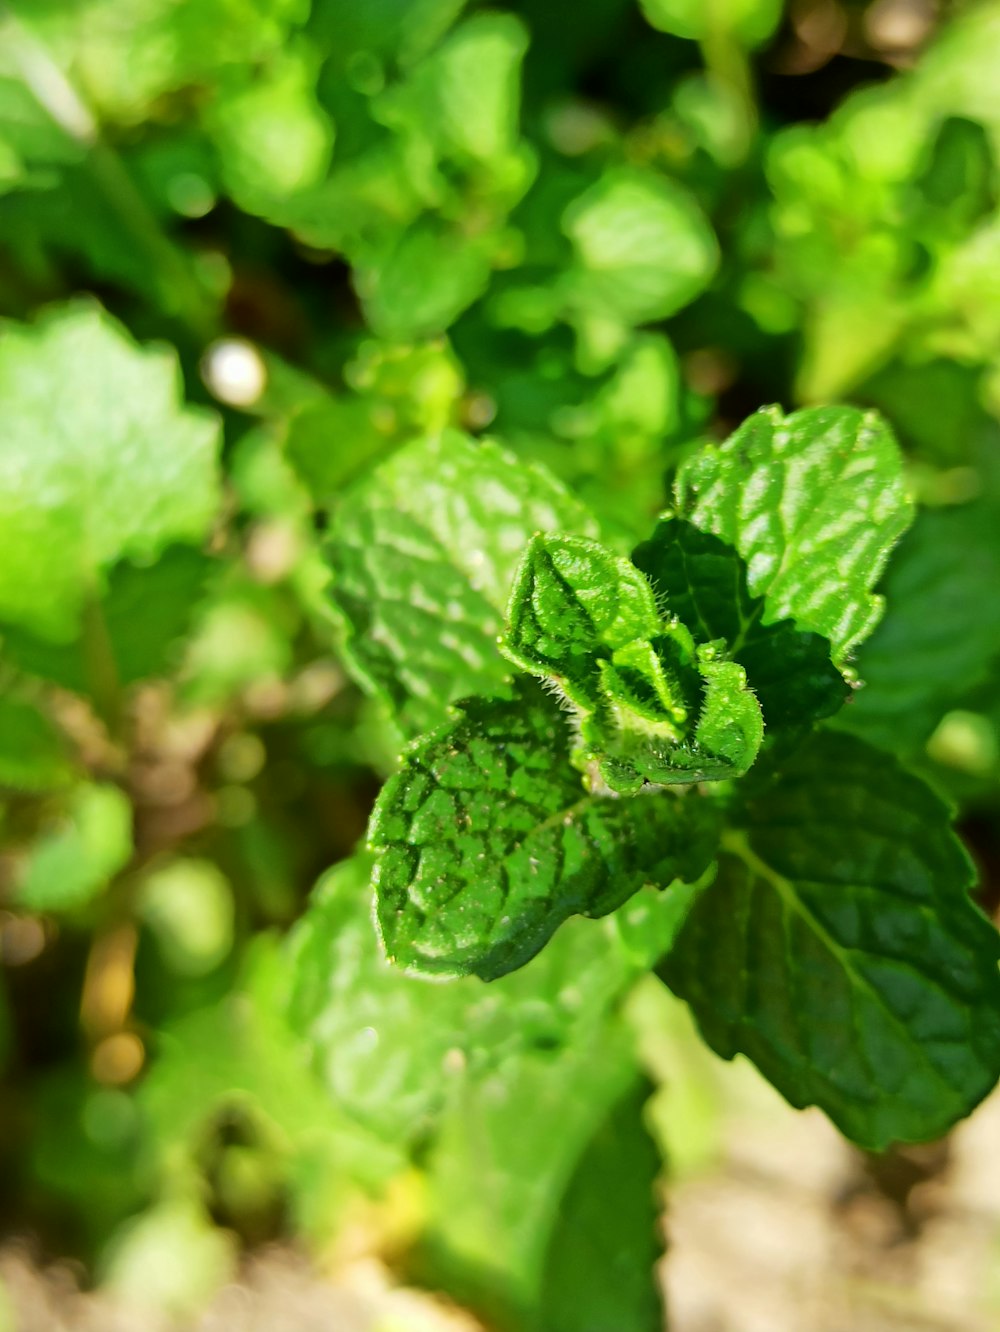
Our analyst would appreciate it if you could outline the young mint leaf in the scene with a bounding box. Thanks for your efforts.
[327,430,599,736]
[0,302,221,642]
[632,516,849,731]
[502,534,763,791]
[660,730,1000,1149]
[504,534,663,711]
[370,681,717,980]
[639,0,782,48]
[675,405,914,662]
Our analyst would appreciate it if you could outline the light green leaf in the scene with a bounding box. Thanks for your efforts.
[16,783,133,912]
[0,697,75,792]
[392,13,529,166]
[675,405,914,662]
[288,851,687,1142]
[660,731,1000,1149]
[207,48,332,207]
[354,222,497,341]
[137,860,235,977]
[415,1021,654,1329]
[0,303,221,642]
[327,430,598,735]
[632,516,848,732]
[562,168,718,328]
[639,0,782,48]
[370,681,716,980]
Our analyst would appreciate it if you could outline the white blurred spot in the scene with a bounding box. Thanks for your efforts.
[201,339,267,408]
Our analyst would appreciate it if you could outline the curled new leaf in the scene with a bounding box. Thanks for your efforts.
[502,534,764,791]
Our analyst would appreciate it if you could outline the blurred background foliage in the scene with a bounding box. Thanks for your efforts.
[1,0,1000,1326]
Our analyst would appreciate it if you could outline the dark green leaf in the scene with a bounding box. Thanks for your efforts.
[661,730,1000,1149]
[632,516,848,731]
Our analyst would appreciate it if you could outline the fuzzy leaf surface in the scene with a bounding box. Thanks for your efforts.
[660,730,1000,1148]
[371,682,716,980]
[632,516,848,731]
[675,405,913,662]
[327,431,598,736]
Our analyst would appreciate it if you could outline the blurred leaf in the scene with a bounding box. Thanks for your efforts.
[536,1077,663,1332]
[288,851,702,1143]
[562,168,718,331]
[0,303,220,642]
[326,429,598,735]
[837,498,1000,752]
[0,696,75,792]
[16,783,133,912]
[661,731,1000,1150]
[208,46,333,208]
[138,860,235,977]
[639,0,781,48]
[10,0,308,124]
[415,1021,657,1329]
[355,220,499,340]
[1,546,215,693]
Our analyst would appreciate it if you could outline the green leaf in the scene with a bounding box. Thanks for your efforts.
[354,221,497,342]
[536,1077,663,1332]
[288,851,686,1142]
[502,534,764,791]
[562,168,718,328]
[389,13,529,167]
[675,405,914,662]
[327,430,599,735]
[16,783,133,913]
[370,681,716,980]
[660,730,1000,1149]
[504,535,663,711]
[1,546,214,694]
[415,1020,657,1330]
[0,697,75,792]
[836,498,1000,753]
[632,516,848,731]
[0,303,221,642]
[639,0,782,48]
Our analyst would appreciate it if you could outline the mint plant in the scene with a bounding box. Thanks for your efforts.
[3,0,1000,1327]
[344,408,1000,1152]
